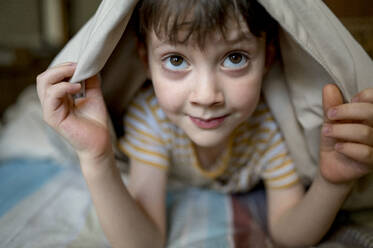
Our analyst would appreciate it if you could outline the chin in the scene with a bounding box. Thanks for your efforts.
[188,131,230,148]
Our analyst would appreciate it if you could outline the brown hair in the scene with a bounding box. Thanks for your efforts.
[134,0,278,48]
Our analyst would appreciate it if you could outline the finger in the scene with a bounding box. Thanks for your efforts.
[321,84,345,149]
[323,123,373,146]
[336,142,373,166]
[352,88,373,103]
[43,82,81,117]
[36,63,76,101]
[322,84,344,123]
[327,102,373,126]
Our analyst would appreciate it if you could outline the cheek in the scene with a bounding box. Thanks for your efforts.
[232,87,261,112]
[148,59,187,114]
[227,77,263,119]
[153,81,186,114]
[238,63,265,110]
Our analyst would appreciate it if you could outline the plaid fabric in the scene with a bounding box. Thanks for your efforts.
[1,159,373,247]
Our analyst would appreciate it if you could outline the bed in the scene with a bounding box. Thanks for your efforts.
[1,156,373,247]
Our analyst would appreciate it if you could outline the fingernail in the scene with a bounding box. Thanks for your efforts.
[322,124,331,135]
[351,96,359,102]
[335,143,343,151]
[328,108,337,119]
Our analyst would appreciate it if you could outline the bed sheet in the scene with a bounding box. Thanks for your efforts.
[1,158,373,248]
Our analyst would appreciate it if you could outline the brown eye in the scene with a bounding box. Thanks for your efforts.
[164,55,188,71]
[170,55,184,66]
[228,53,243,64]
[222,52,248,69]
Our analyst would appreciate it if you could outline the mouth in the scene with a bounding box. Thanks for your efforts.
[189,114,229,129]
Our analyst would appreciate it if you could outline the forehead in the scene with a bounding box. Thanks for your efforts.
[148,18,260,50]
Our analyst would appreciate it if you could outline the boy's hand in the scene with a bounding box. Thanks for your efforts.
[36,63,111,162]
[319,84,373,184]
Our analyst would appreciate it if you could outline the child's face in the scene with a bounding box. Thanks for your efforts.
[145,22,267,149]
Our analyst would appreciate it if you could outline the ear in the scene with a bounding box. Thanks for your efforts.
[136,40,151,78]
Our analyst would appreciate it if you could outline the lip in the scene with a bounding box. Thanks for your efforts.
[189,114,229,129]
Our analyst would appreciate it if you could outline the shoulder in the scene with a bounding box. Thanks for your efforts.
[130,83,157,108]
[241,99,280,144]
[252,99,278,130]
[119,84,171,170]
[128,84,168,123]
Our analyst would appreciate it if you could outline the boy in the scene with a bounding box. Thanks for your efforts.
[36,0,373,247]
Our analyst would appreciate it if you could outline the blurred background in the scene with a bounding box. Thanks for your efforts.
[0,0,372,121]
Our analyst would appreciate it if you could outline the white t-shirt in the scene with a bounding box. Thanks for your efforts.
[119,85,299,193]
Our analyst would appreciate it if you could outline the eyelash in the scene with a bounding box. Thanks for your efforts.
[221,51,249,69]
[162,54,189,71]
[161,51,250,72]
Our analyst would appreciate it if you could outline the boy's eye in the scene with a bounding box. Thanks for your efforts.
[170,56,183,66]
[222,53,248,69]
[164,55,189,71]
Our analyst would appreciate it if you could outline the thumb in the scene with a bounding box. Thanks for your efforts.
[321,84,344,150]
[322,84,344,123]
[320,85,364,184]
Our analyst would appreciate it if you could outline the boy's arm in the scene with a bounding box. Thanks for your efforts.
[80,154,167,248]
[266,174,352,247]
[268,84,373,247]
[127,159,167,239]
[36,64,166,248]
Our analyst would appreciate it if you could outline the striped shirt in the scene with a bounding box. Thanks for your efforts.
[118,85,299,193]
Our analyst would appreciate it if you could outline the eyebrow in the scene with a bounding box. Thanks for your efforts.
[151,30,258,51]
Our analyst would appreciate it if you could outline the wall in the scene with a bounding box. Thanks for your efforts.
[324,0,373,17]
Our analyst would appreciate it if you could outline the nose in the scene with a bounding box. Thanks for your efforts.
[189,71,224,107]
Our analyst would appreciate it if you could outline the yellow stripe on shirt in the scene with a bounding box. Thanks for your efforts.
[123,138,168,160]
[261,137,284,158]
[127,111,149,128]
[126,122,165,145]
[264,158,292,173]
[119,143,168,170]
[265,169,296,182]
[131,102,146,114]
[266,178,300,190]
[266,153,287,165]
